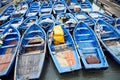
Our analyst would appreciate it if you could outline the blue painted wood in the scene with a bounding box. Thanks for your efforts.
[0,4,16,23]
[47,22,82,73]
[94,19,120,64]
[18,16,38,35]
[40,0,52,15]
[10,18,24,28]
[0,25,20,76]
[66,0,80,13]
[1,0,9,6]
[25,2,39,17]
[79,0,92,12]
[56,13,78,31]
[0,17,23,34]
[14,24,46,80]
[73,21,109,69]
[89,11,115,25]
[25,0,33,4]
[12,2,28,18]
[115,18,120,34]
[38,14,55,31]
[75,12,95,27]
[53,0,67,14]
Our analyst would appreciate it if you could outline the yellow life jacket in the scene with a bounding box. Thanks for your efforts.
[53,25,65,45]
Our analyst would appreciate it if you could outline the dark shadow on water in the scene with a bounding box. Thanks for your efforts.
[0,62,15,80]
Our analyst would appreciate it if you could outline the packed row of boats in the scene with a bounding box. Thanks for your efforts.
[0,0,120,80]
[0,0,10,7]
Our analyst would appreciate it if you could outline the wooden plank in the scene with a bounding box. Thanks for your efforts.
[24,50,43,54]
[24,44,43,48]
[98,0,120,17]
[17,54,42,77]
[28,30,41,34]
[102,37,119,41]
[79,40,95,42]
[1,44,17,48]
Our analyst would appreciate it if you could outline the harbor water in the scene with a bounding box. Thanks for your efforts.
[0,0,120,80]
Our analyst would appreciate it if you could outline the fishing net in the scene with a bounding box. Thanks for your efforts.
[56,50,75,67]
[86,55,100,64]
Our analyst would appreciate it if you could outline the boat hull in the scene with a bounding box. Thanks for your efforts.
[94,19,120,64]
[73,21,109,69]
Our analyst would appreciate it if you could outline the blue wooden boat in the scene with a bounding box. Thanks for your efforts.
[25,0,33,4]
[18,16,38,35]
[0,4,16,24]
[66,0,80,13]
[73,21,108,69]
[89,11,114,25]
[10,18,24,28]
[38,14,55,31]
[0,17,23,30]
[47,22,82,73]
[1,0,10,6]
[40,0,52,15]
[12,2,28,18]
[75,12,95,27]
[115,18,120,34]
[0,17,23,35]
[14,24,46,80]
[56,13,78,31]
[53,0,67,14]
[36,0,43,6]
[80,0,92,12]
[94,19,120,64]
[0,25,20,76]
[25,2,39,17]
